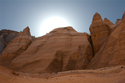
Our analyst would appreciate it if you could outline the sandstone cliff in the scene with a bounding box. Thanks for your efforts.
[9,27,93,73]
[0,27,33,67]
[89,13,112,55]
[87,12,125,69]
[0,12,125,74]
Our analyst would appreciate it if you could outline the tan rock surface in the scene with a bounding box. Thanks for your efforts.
[89,13,112,55]
[0,27,33,67]
[87,13,125,69]
[10,26,93,73]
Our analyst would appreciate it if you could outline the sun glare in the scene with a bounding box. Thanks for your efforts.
[40,17,70,36]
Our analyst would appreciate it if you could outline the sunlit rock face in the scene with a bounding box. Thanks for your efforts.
[0,27,33,67]
[89,13,112,55]
[87,12,125,69]
[9,26,93,73]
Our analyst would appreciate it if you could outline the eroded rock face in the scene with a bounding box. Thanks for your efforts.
[89,13,112,55]
[87,12,125,69]
[0,27,33,67]
[9,26,93,73]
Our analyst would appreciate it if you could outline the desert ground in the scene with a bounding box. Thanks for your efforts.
[0,65,125,83]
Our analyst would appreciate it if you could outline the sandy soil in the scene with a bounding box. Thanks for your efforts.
[0,65,125,83]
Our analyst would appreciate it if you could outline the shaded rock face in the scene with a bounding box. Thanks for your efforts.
[87,12,125,69]
[5,33,18,43]
[0,30,18,38]
[89,13,112,55]
[45,50,63,73]
[9,26,93,73]
[65,44,93,70]
[0,35,4,54]
[0,27,33,67]
[0,30,19,54]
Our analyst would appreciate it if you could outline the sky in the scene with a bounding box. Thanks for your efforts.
[0,0,125,37]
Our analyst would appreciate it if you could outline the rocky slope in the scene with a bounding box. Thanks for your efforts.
[0,65,125,83]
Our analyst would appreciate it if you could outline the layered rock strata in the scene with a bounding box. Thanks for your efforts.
[0,27,33,67]
[9,27,93,73]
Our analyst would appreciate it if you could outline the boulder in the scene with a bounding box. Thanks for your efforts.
[0,27,33,67]
[89,13,112,55]
[9,26,93,73]
[87,12,125,69]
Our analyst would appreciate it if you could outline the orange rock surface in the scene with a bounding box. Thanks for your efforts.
[0,12,125,83]
[89,13,112,55]
[0,27,33,67]
[87,12,125,69]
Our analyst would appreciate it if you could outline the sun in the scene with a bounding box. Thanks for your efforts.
[40,17,70,36]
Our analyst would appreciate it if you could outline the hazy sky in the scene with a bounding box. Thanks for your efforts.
[0,0,125,37]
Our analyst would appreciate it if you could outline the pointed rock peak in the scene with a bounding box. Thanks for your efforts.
[92,12,102,23]
[104,18,114,25]
[115,19,122,24]
[122,11,125,20]
[23,26,31,36]
[104,18,109,22]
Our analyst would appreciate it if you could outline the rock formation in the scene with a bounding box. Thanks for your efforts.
[89,13,112,55]
[87,12,125,69]
[0,12,125,75]
[8,26,93,73]
[0,27,33,67]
